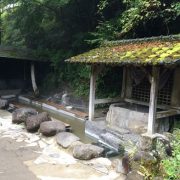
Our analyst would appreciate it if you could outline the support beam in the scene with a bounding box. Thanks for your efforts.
[147,67,159,135]
[121,67,126,99]
[156,109,180,119]
[31,62,39,97]
[124,98,170,110]
[125,68,132,98]
[94,97,122,105]
[89,65,97,121]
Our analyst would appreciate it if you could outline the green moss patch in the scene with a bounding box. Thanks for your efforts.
[67,35,180,66]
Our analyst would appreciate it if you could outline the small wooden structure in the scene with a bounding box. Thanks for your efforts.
[67,35,180,135]
[0,46,47,96]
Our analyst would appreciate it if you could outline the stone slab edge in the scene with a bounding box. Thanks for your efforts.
[18,96,85,121]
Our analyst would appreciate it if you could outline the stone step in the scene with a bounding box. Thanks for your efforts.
[85,120,141,152]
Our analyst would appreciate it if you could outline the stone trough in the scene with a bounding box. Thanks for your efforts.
[106,102,150,134]
[86,102,169,152]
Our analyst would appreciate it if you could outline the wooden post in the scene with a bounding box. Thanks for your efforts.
[121,66,126,99]
[147,66,159,135]
[125,68,132,98]
[31,62,39,97]
[89,65,97,121]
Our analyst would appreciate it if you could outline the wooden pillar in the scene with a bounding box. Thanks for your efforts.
[121,66,126,99]
[31,62,39,97]
[147,66,159,135]
[89,65,97,121]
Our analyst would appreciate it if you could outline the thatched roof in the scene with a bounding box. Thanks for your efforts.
[66,35,180,66]
[0,46,47,62]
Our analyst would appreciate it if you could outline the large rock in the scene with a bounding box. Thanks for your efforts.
[56,132,80,148]
[133,151,157,165]
[73,144,104,160]
[12,108,38,124]
[25,112,51,132]
[140,135,153,151]
[153,133,172,157]
[131,151,157,172]
[0,99,9,109]
[40,121,66,136]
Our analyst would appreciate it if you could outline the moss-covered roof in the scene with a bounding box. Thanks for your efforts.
[0,46,47,62]
[67,35,180,66]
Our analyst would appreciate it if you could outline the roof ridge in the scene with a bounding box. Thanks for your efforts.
[102,34,180,47]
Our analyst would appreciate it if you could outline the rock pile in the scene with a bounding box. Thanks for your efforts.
[12,108,38,124]
[26,112,52,132]
[11,107,105,161]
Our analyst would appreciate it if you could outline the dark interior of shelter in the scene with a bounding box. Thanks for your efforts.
[0,58,49,93]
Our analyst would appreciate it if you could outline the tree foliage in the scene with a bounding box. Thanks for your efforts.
[91,0,180,44]
[0,0,179,97]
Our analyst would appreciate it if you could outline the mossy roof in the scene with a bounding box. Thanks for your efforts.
[67,35,180,66]
[0,46,47,62]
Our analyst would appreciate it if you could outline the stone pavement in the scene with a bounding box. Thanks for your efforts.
[0,110,126,180]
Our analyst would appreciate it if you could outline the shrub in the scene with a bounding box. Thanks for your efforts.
[160,129,180,180]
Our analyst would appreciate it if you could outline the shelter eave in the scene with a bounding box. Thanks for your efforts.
[66,34,180,66]
[0,46,48,62]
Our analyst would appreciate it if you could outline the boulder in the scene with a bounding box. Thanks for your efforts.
[25,112,51,132]
[133,151,157,167]
[0,99,9,109]
[68,141,84,153]
[40,121,66,136]
[140,135,153,151]
[56,132,80,148]
[37,112,52,123]
[73,144,104,160]
[12,108,38,124]
[153,133,172,157]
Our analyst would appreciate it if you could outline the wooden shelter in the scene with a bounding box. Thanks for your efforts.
[67,35,180,135]
[0,46,47,96]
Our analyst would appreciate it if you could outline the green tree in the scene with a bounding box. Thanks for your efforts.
[1,0,179,97]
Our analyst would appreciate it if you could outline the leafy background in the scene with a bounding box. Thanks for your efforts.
[0,0,179,98]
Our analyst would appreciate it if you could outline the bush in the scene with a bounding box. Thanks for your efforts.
[160,129,180,180]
